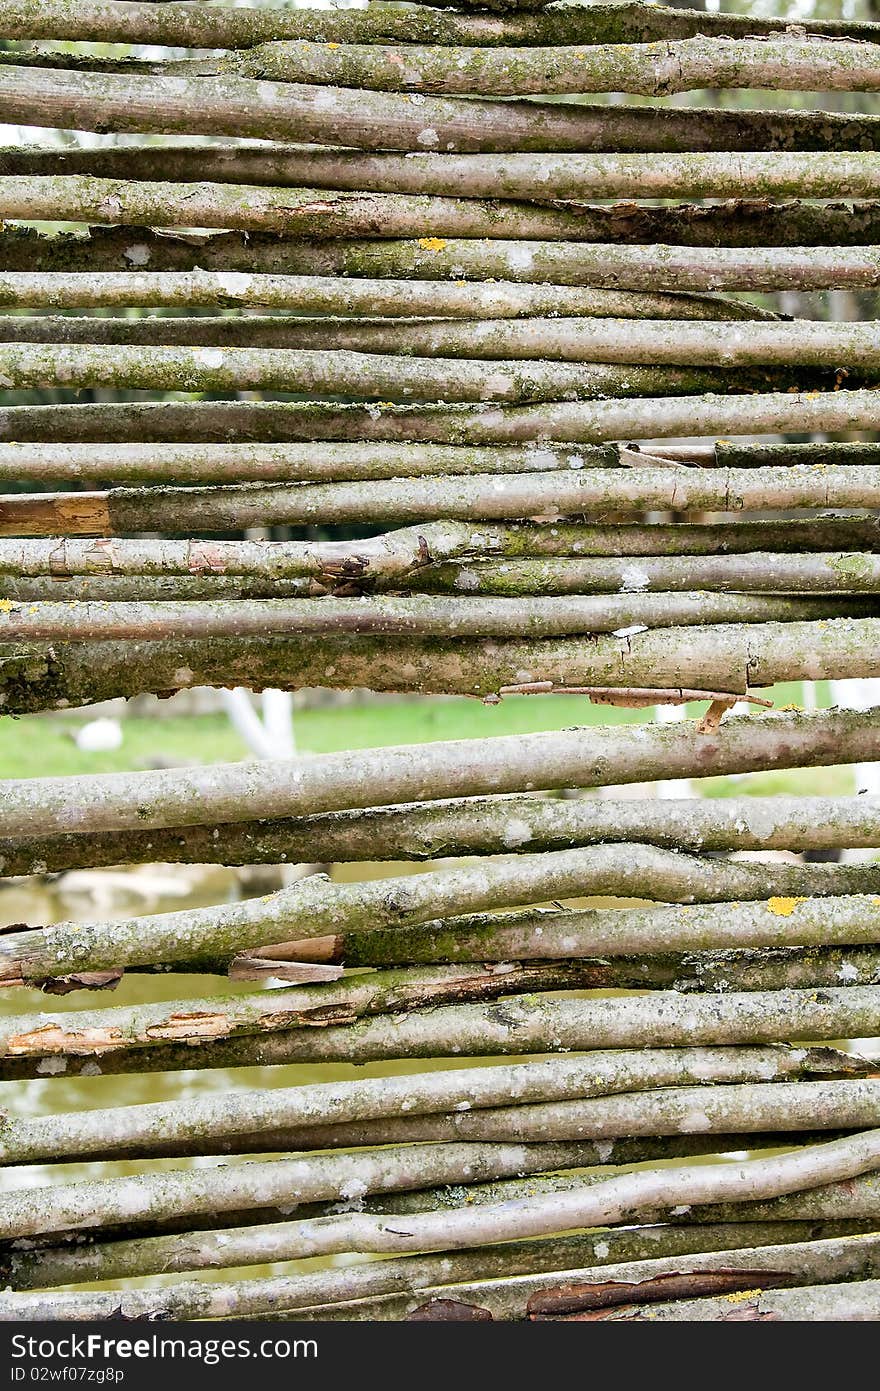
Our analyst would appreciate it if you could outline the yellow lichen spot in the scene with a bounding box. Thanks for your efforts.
[377,401,395,407]
[725,1288,763,1304]
[417,237,448,252]
[777,703,803,712]
[767,896,808,917]
[804,391,822,400]
[326,42,340,49]
[0,598,15,613]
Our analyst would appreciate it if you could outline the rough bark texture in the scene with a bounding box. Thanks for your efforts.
[3,5,880,1324]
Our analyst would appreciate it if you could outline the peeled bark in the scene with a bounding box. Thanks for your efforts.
[585,1278,880,1322]
[2,988,877,1075]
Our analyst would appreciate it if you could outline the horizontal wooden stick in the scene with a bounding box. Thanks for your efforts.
[9,519,878,587]
[1,704,874,838]
[367,1165,880,1232]
[6,1218,858,1298]
[5,196,880,259]
[10,315,880,369]
[16,1241,880,1321]
[3,1060,860,1167]
[0,174,677,242]
[0,269,749,323]
[0,963,654,1057]
[6,845,877,981]
[12,36,880,99]
[5,50,880,160]
[5,1,879,50]
[7,230,880,293]
[324,894,880,971]
[0,956,873,1065]
[0,1135,846,1262]
[2,63,827,155]
[415,553,880,597]
[6,963,869,1061]
[0,312,815,355]
[0,1136,764,1243]
[227,35,880,97]
[0,343,799,406]
[0,441,626,487]
[3,617,880,712]
[216,1080,880,1162]
[0,593,857,643]
[4,519,878,597]
[3,984,879,1076]
[0,1146,625,1246]
[9,466,880,538]
[3,1131,879,1303]
[0,387,877,446]
[211,236,880,293]
[3,794,880,877]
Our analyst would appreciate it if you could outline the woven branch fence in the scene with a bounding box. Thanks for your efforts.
[1,0,880,1324]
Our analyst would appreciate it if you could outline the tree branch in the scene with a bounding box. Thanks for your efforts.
[0,388,877,447]
[4,0,879,50]
[6,845,880,980]
[3,1061,866,1167]
[2,618,880,712]
[8,465,880,538]
[3,793,880,876]
[3,1130,880,1313]
[1,705,874,838]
